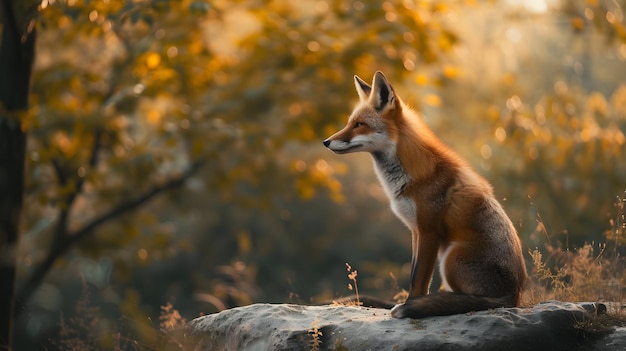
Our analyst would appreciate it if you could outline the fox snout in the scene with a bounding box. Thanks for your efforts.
[322,137,345,154]
[323,135,364,154]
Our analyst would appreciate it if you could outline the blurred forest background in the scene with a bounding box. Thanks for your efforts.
[1,0,626,349]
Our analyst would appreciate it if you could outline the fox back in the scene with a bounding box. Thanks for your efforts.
[323,71,526,319]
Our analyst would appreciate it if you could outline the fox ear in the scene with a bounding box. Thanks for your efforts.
[354,75,371,101]
[371,71,396,111]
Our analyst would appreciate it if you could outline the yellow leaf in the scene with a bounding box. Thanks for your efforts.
[189,41,203,55]
[146,52,161,69]
[147,109,161,125]
[442,65,460,79]
[434,3,448,12]
[424,94,442,107]
[415,74,428,86]
[571,17,585,30]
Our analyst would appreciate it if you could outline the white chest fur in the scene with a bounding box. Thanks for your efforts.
[371,151,417,230]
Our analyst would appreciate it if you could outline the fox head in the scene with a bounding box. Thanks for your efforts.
[323,71,400,154]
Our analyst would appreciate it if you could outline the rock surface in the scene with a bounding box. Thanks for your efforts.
[188,301,626,351]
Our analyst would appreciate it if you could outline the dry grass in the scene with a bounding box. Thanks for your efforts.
[307,319,323,351]
[345,262,361,306]
[54,291,101,351]
[525,193,626,321]
[52,294,193,351]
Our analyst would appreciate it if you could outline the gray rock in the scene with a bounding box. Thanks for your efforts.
[188,301,624,351]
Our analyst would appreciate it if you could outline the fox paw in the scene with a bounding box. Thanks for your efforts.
[390,303,408,319]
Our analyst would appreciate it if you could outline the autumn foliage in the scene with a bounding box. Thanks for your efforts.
[0,0,625,349]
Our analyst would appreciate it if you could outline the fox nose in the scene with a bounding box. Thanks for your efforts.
[323,139,331,147]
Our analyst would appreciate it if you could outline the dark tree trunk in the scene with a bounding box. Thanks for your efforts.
[0,0,36,349]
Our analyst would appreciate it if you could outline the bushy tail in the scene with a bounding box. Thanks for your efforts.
[390,292,519,319]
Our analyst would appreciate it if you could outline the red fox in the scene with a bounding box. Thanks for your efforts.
[323,71,527,318]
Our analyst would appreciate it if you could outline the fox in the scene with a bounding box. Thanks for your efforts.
[323,71,527,319]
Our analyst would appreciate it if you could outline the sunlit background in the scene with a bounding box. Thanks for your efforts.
[5,0,626,349]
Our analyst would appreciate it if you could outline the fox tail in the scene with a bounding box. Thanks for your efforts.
[390,292,519,319]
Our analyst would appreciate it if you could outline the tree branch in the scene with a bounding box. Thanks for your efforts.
[69,159,204,247]
[19,7,159,315]
[15,159,205,312]
[48,132,97,250]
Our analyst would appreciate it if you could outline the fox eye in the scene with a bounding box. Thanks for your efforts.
[355,122,366,128]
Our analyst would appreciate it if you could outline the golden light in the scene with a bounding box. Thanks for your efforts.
[146,52,161,69]
[495,127,507,142]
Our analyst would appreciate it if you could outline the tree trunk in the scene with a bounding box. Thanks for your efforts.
[0,0,36,349]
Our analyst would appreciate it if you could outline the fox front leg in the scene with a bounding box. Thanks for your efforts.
[408,230,439,299]
[392,230,439,318]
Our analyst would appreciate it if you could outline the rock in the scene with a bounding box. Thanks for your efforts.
[188,301,625,351]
